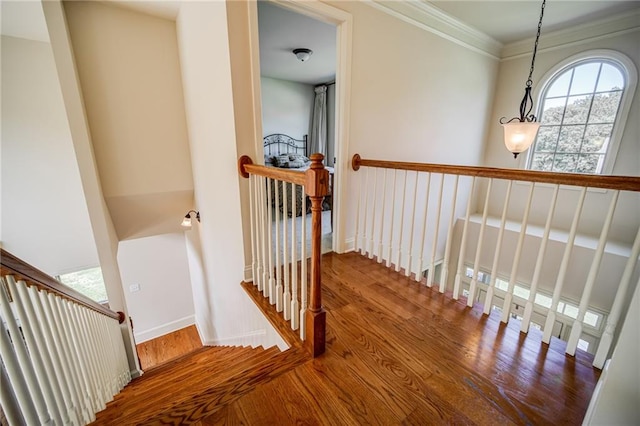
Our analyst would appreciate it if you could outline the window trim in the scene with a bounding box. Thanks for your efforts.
[522,49,637,175]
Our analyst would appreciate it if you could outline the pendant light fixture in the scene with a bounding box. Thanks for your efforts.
[500,0,546,159]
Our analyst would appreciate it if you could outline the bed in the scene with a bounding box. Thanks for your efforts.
[263,133,333,217]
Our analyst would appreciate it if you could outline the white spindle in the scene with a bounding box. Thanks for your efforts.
[0,292,42,425]
[440,175,459,293]
[566,191,619,356]
[542,187,587,344]
[275,179,283,310]
[427,174,445,288]
[354,166,364,252]
[361,167,370,255]
[501,182,535,323]
[594,226,640,368]
[291,183,299,329]
[254,175,263,291]
[386,169,398,268]
[72,303,106,410]
[396,170,409,273]
[260,176,268,294]
[0,358,27,425]
[405,172,420,278]
[416,173,431,283]
[377,169,387,264]
[249,175,257,284]
[267,178,275,302]
[283,182,291,320]
[522,184,559,333]
[453,177,476,300]
[468,179,493,308]
[8,277,64,424]
[300,194,308,340]
[369,168,378,259]
[483,180,513,316]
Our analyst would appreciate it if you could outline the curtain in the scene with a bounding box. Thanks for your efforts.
[309,85,327,161]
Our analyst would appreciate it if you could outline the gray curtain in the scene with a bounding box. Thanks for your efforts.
[309,85,327,161]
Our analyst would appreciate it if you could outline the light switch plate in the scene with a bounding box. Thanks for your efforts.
[129,283,140,292]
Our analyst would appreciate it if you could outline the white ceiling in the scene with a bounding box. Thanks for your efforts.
[431,0,640,45]
[258,2,337,85]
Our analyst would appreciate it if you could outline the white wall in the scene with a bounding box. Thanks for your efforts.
[261,76,314,142]
[1,35,99,275]
[177,1,285,349]
[585,278,640,424]
[117,233,195,343]
[483,30,640,245]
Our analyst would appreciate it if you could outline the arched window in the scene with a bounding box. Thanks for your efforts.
[527,51,636,174]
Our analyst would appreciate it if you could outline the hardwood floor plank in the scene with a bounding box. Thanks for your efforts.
[136,325,202,370]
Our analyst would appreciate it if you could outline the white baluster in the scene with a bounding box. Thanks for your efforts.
[453,177,476,300]
[0,357,27,425]
[377,169,388,263]
[501,182,535,323]
[594,226,640,368]
[260,176,268,293]
[254,175,263,291]
[0,299,41,425]
[427,174,445,288]
[354,166,364,253]
[7,277,63,424]
[396,170,409,273]
[416,173,431,283]
[522,184,559,333]
[72,304,106,410]
[440,175,459,293]
[51,294,93,423]
[386,169,398,268]
[406,171,420,278]
[543,187,587,344]
[369,168,378,259]
[468,179,493,308]
[267,178,275,301]
[361,167,370,255]
[300,194,308,340]
[484,180,513,316]
[275,179,283,309]
[291,183,299,329]
[249,175,257,284]
[566,191,619,356]
[283,182,291,319]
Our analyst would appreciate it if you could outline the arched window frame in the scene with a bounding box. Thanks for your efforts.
[524,50,637,175]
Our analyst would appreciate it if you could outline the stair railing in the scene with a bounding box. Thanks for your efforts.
[351,154,640,369]
[238,153,329,357]
[0,249,131,425]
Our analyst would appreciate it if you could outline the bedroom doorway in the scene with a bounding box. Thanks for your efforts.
[251,0,352,255]
[257,1,337,254]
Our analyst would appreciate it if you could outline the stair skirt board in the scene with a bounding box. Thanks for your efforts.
[204,329,274,349]
[134,315,196,343]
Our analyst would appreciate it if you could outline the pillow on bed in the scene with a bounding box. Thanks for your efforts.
[287,159,307,169]
[288,153,310,164]
[274,154,290,168]
[264,154,275,165]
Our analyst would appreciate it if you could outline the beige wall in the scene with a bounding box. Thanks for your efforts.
[1,35,99,275]
[260,77,314,140]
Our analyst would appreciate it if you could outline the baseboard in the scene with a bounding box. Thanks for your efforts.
[244,265,253,282]
[203,329,267,348]
[344,237,355,253]
[134,315,195,343]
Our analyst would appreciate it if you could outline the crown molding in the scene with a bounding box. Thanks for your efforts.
[364,0,503,60]
[501,9,640,61]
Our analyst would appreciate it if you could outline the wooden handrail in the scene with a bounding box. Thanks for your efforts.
[352,154,640,192]
[1,249,124,323]
[238,153,329,357]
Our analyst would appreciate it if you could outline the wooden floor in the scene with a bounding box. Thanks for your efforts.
[136,324,203,370]
[96,252,600,425]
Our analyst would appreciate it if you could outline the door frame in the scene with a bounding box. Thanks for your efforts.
[247,0,353,253]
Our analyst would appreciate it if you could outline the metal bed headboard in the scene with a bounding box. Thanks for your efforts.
[263,134,308,156]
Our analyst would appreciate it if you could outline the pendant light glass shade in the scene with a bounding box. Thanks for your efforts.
[502,121,541,158]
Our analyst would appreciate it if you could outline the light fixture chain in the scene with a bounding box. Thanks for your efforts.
[526,0,546,86]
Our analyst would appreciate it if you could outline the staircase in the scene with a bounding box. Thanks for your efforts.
[92,344,307,425]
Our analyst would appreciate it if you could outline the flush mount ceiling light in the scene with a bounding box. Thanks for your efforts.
[293,48,313,62]
[500,0,546,159]
[181,210,200,228]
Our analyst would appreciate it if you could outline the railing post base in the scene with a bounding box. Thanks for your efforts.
[304,309,326,357]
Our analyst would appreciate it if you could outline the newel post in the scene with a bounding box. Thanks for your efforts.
[304,153,329,357]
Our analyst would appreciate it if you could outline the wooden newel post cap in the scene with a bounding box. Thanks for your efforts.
[238,155,253,179]
[305,154,329,197]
